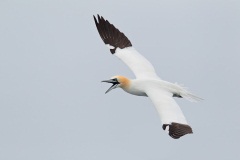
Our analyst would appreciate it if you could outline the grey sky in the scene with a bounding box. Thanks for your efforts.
[0,0,240,159]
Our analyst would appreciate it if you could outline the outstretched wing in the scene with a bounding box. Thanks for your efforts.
[146,88,193,139]
[94,15,159,79]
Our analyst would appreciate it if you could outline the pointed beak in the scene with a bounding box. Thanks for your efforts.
[102,79,119,94]
[101,79,116,83]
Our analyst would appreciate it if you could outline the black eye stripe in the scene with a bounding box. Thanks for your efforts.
[112,78,118,81]
[111,78,119,84]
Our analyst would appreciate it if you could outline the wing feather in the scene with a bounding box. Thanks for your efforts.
[115,47,159,79]
[94,15,159,79]
[146,88,193,139]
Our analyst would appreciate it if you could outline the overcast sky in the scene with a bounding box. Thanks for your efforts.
[0,0,240,160]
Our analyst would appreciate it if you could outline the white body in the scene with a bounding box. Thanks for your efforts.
[114,47,201,125]
[94,15,201,138]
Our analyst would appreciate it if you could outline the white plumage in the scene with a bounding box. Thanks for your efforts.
[115,47,159,79]
[94,15,201,139]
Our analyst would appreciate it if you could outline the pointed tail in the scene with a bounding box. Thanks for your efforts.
[174,83,203,102]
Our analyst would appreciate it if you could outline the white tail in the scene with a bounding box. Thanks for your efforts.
[181,90,203,102]
[174,83,203,102]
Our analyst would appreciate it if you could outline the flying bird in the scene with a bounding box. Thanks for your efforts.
[93,15,202,139]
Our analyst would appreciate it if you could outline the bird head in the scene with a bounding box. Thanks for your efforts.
[102,75,130,94]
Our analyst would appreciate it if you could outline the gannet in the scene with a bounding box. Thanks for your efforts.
[93,15,202,139]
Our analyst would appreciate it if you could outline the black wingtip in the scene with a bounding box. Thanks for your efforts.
[93,14,132,54]
[163,122,193,139]
[93,15,99,29]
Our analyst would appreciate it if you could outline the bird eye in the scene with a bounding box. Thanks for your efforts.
[112,78,117,81]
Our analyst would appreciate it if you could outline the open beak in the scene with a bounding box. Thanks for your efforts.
[102,79,119,94]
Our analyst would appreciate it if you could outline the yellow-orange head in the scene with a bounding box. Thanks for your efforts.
[102,75,131,93]
[111,75,130,90]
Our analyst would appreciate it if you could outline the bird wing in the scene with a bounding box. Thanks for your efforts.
[145,88,193,139]
[94,15,159,79]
